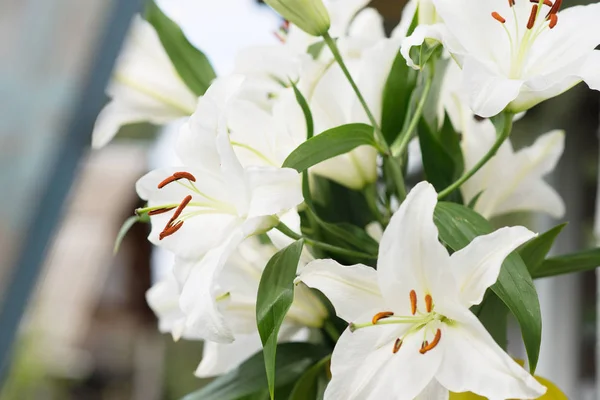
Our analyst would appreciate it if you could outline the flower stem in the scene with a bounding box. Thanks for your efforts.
[391,70,433,157]
[274,222,377,260]
[437,113,514,200]
[322,32,407,202]
[322,32,388,153]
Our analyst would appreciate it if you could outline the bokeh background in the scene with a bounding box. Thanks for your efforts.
[0,0,598,398]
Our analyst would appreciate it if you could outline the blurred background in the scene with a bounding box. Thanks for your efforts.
[0,0,598,399]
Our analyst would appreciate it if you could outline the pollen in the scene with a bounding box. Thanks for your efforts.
[548,13,558,28]
[425,294,433,313]
[157,176,178,189]
[372,311,394,325]
[148,206,176,216]
[419,329,442,354]
[409,290,417,315]
[508,0,515,6]
[392,338,403,354]
[491,12,506,24]
[159,220,184,240]
[527,5,538,29]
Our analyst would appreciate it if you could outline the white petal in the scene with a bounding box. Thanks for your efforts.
[581,50,600,91]
[449,226,536,307]
[267,209,302,250]
[296,259,383,323]
[325,316,441,400]
[462,56,523,118]
[195,332,263,378]
[348,8,385,40]
[436,311,546,399]
[245,166,303,219]
[327,0,372,38]
[493,179,565,219]
[179,231,245,343]
[401,23,450,69]
[415,380,449,400]
[377,182,451,314]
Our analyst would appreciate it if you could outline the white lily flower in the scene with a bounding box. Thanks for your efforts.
[401,0,600,117]
[92,16,198,148]
[439,63,566,219]
[296,182,546,399]
[146,238,327,375]
[461,121,565,219]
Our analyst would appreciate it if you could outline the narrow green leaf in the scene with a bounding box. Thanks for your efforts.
[145,1,216,96]
[256,240,305,399]
[533,247,600,279]
[380,51,418,144]
[519,223,567,275]
[113,214,147,254]
[439,113,464,176]
[418,118,463,203]
[467,191,484,209]
[288,355,331,400]
[307,41,326,59]
[290,82,314,140]
[282,123,376,172]
[181,343,328,400]
[434,202,542,372]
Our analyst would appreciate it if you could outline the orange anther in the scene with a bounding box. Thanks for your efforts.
[527,5,538,29]
[530,0,552,6]
[159,220,184,240]
[491,12,506,23]
[173,171,197,182]
[419,329,442,354]
[148,206,176,216]
[508,0,515,6]
[372,311,394,325]
[393,338,403,354]
[548,13,558,28]
[157,175,178,189]
[547,0,562,15]
[425,294,433,313]
[409,290,417,315]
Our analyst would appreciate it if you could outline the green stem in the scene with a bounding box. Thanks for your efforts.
[323,320,341,342]
[437,113,514,200]
[275,222,377,260]
[391,70,433,157]
[363,185,386,226]
[387,157,407,202]
[322,32,388,153]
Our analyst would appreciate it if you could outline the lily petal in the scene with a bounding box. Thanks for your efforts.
[449,226,536,307]
[326,318,441,400]
[195,332,263,378]
[296,259,383,322]
[437,310,546,399]
[245,166,303,219]
[378,182,451,313]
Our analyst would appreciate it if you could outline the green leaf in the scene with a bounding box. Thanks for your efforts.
[434,202,542,372]
[282,123,376,172]
[418,118,463,203]
[113,214,148,254]
[288,355,331,400]
[256,240,305,399]
[307,41,326,59]
[181,343,328,400]
[473,292,509,349]
[519,223,567,275]
[533,248,600,279]
[380,51,418,144]
[145,1,216,96]
[290,82,314,140]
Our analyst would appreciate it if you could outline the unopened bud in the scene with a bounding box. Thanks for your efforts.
[264,0,331,37]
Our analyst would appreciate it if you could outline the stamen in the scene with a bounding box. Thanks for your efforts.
[158,176,178,189]
[508,0,515,6]
[409,290,417,315]
[372,311,394,325]
[527,5,538,29]
[148,207,176,216]
[159,220,184,240]
[392,338,403,354]
[548,13,558,28]
[547,0,562,16]
[491,12,506,24]
[173,171,197,182]
[419,329,442,354]
[421,340,429,350]
[425,295,433,313]
[169,195,193,225]
[530,0,552,6]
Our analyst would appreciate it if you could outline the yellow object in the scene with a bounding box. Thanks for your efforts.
[449,376,567,399]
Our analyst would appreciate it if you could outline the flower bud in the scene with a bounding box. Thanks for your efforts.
[264,0,331,37]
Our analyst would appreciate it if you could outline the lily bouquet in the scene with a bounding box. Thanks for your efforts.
[94,0,600,398]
